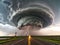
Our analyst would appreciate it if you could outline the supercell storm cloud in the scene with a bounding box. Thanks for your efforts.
[10,3,54,30]
[0,0,54,31]
[1,0,60,36]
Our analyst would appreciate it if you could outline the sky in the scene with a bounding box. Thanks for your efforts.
[0,23,60,36]
[0,0,60,36]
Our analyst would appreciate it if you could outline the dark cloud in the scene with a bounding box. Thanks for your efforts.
[0,0,60,25]
[11,3,54,30]
[0,0,60,36]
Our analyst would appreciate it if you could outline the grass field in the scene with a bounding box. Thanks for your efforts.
[0,36,60,44]
[33,36,60,44]
[0,36,26,44]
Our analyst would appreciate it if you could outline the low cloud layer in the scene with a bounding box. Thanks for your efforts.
[0,24,19,36]
[0,23,60,36]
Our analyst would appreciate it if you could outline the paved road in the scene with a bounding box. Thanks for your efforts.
[1,38,59,45]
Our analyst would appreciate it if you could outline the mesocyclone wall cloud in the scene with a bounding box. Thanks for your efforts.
[10,3,54,30]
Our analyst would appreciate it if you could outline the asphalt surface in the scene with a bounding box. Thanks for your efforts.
[1,38,59,45]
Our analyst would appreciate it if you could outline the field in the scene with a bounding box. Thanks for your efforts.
[33,36,60,44]
[0,36,60,44]
[0,36,26,44]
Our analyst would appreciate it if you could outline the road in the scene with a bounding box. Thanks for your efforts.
[1,38,59,45]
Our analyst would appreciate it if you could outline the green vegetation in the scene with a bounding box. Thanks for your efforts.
[33,36,60,44]
[0,36,60,44]
[0,36,27,44]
